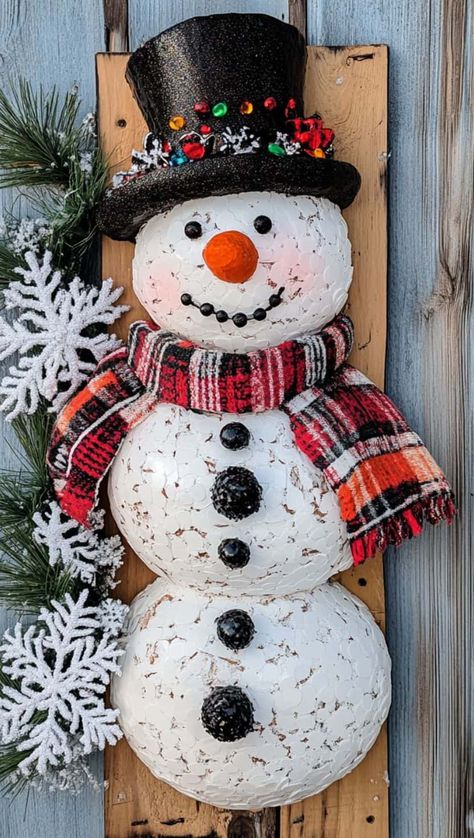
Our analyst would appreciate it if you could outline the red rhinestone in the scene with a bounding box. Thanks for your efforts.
[194,100,210,115]
[285,97,298,118]
[263,96,277,110]
[199,124,212,135]
[182,141,206,160]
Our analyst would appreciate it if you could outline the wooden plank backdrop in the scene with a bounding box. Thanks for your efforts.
[0,2,471,837]
[97,43,388,838]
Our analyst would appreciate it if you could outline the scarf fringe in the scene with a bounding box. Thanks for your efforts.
[350,491,456,564]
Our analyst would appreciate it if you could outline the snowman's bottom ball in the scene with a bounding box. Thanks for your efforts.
[112,580,391,809]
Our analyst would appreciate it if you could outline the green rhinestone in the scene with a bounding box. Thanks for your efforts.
[267,142,286,156]
[212,101,228,118]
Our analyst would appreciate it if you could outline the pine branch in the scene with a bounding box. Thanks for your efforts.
[0,526,76,613]
[11,408,53,486]
[0,80,81,189]
[37,147,108,274]
[0,243,27,290]
[0,81,108,280]
[0,407,75,611]
[0,745,30,794]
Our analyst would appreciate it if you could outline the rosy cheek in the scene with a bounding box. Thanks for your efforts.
[297,250,325,276]
[149,274,182,310]
[137,255,183,307]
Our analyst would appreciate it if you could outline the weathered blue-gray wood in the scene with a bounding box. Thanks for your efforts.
[308,2,473,838]
[0,3,106,838]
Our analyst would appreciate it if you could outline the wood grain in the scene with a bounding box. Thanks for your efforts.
[104,0,129,52]
[288,0,307,40]
[98,44,388,838]
[280,44,389,838]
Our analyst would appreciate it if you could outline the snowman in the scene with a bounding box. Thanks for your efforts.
[48,13,454,810]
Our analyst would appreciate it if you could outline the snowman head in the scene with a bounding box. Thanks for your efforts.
[133,191,352,351]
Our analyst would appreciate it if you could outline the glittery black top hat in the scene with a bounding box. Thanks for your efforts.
[97,13,361,241]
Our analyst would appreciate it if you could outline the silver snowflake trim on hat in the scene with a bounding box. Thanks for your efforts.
[273,131,301,155]
[219,126,261,155]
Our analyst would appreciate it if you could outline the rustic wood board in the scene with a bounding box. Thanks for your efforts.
[280,44,389,838]
[97,44,388,838]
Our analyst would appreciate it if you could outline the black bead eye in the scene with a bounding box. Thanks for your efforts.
[185,221,202,239]
[253,215,272,234]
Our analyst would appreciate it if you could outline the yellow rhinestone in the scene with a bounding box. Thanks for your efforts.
[169,114,186,131]
[240,100,254,115]
[313,148,326,158]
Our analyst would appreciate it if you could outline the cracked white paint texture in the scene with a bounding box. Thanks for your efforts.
[112,580,391,809]
[109,192,392,809]
[108,406,353,593]
[132,193,352,351]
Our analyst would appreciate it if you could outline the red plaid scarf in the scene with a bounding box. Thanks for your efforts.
[47,316,455,564]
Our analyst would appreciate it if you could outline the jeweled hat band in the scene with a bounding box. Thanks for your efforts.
[113,109,336,188]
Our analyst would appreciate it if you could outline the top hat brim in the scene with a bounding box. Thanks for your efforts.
[97,154,361,242]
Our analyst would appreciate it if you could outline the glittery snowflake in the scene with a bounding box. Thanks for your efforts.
[0,250,128,419]
[0,590,123,777]
[219,126,261,155]
[97,598,129,638]
[273,131,301,155]
[78,151,93,173]
[32,501,124,587]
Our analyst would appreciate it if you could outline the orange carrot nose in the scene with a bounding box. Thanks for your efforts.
[203,230,259,283]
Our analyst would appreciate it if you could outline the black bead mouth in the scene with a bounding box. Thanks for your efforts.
[180,286,285,328]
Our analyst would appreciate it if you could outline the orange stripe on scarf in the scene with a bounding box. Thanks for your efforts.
[338,446,446,521]
[56,370,118,433]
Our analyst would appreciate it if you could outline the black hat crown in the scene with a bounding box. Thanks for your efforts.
[98,13,360,241]
[126,13,306,149]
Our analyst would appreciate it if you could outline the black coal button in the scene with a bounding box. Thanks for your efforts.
[218,538,250,569]
[216,609,255,650]
[201,685,254,741]
[219,422,250,450]
[211,467,262,520]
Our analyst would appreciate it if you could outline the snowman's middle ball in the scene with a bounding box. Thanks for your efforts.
[133,192,352,351]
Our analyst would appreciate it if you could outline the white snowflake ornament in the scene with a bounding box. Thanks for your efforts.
[0,250,128,419]
[97,598,129,637]
[0,590,123,777]
[32,501,124,586]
